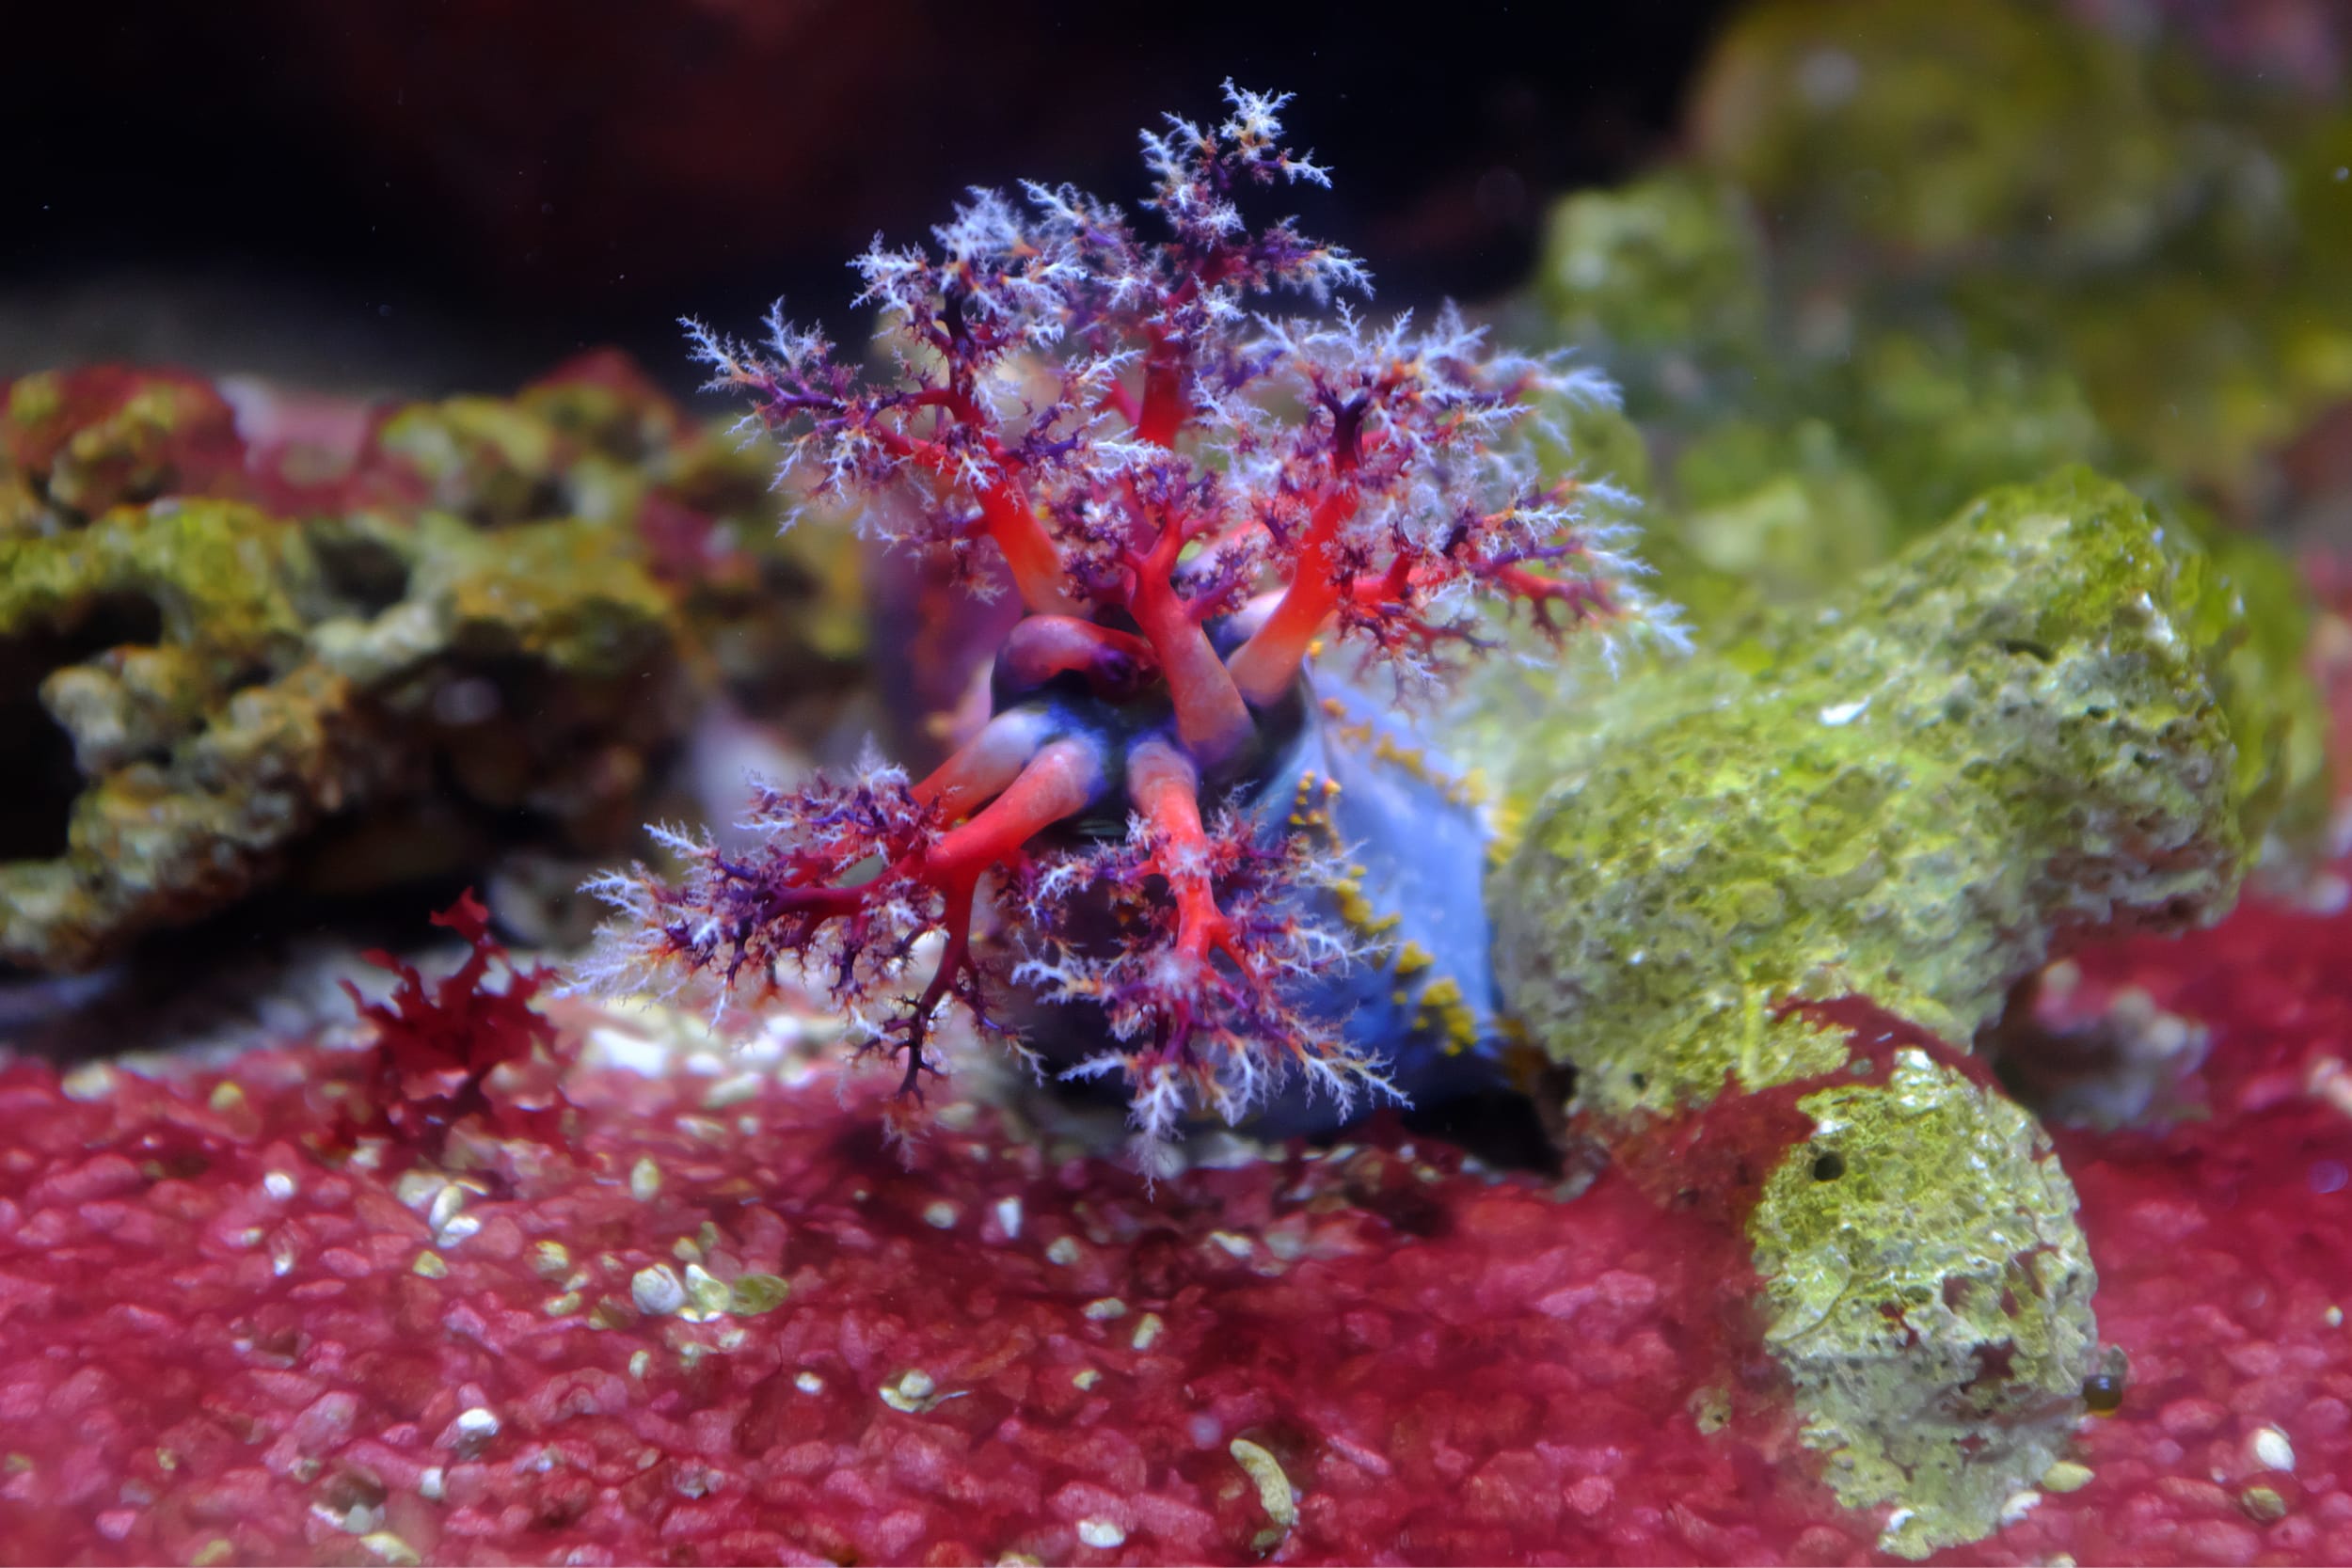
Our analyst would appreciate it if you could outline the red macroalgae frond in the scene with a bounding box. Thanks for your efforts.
[1011,738,1385,1146]
[342,889,573,1157]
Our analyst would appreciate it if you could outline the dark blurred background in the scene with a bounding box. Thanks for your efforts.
[0,1,1738,396]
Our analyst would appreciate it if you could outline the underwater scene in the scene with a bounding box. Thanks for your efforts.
[3,1,2351,1562]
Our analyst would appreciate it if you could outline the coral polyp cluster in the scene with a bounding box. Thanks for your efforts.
[577,85,1668,1143]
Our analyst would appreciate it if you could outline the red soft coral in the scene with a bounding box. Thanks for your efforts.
[581,84,1672,1150]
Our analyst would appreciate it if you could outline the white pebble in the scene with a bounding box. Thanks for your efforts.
[629,1158,663,1202]
[993,1196,1024,1240]
[426,1183,467,1234]
[262,1171,296,1201]
[631,1264,687,1316]
[2251,1425,2296,1473]
[1076,1519,1125,1549]
[393,1171,447,1212]
[924,1201,961,1230]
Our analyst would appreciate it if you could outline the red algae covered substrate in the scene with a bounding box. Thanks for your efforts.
[8,863,2352,1567]
[1939,863,2352,1568]
[0,1024,1864,1566]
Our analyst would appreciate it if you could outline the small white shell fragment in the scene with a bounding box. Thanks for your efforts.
[393,1171,447,1212]
[923,1201,961,1230]
[703,1072,764,1109]
[426,1183,467,1235]
[2251,1425,2296,1473]
[60,1063,116,1101]
[453,1407,500,1448]
[631,1264,687,1316]
[993,1196,1024,1240]
[1076,1519,1126,1549]
[1083,1297,1127,1321]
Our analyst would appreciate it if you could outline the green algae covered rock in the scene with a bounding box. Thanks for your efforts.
[1691,0,2192,269]
[1750,1049,2097,1558]
[1490,468,2250,1119]
[1517,0,2343,862]
[0,358,864,973]
[1484,468,2245,1556]
[0,497,691,972]
[1535,171,1769,400]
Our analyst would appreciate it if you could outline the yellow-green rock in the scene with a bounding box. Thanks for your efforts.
[1491,469,2250,1118]
[1751,1049,2097,1558]
[0,360,865,971]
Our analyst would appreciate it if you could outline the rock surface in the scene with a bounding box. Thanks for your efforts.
[0,357,861,974]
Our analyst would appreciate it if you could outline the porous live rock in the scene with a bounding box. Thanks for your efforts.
[1524,0,2342,862]
[1494,468,2251,1120]
[1490,468,2254,1555]
[1748,1048,2098,1558]
[0,357,862,973]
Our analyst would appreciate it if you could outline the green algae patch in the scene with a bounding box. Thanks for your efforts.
[1491,468,2249,1118]
[1536,171,1768,382]
[1751,1048,2098,1559]
[0,359,868,971]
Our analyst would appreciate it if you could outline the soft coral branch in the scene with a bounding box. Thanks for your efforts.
[1014,736,1387,1148]
[577,739,1104,1094]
